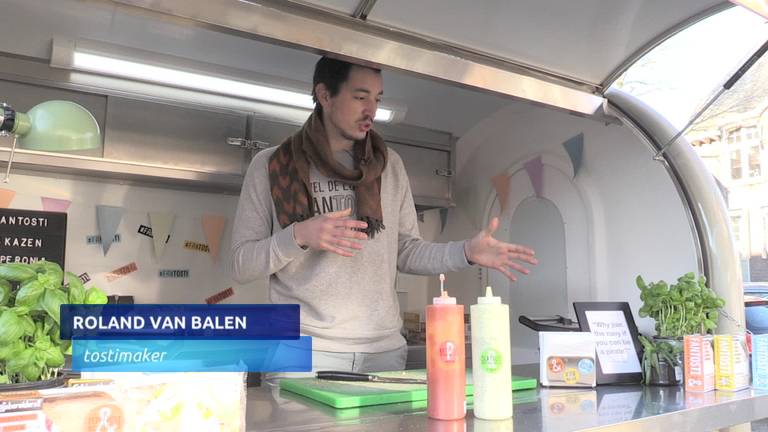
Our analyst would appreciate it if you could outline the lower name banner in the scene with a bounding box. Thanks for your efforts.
[72,337,312,372]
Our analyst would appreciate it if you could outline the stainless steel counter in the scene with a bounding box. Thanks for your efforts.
[245,365,768,431]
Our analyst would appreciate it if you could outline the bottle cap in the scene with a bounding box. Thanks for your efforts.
[477,286,501,304]
[433,290,456,305]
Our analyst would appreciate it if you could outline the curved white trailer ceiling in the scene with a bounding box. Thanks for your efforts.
[298,0,728,86]
[113,0,734,116]
[0,0,514,135]
[114,0,606,115]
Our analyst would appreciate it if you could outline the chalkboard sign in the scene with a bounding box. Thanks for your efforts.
[0,208,67,267]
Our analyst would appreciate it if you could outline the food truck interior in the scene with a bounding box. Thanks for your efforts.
[1,0,767,430]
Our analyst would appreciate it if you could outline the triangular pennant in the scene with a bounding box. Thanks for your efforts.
[41,197,71,213]
[491,173,512,212]
[562,133,584,178]
[149,212,175,259]
[202,215,226,262]
[96,205,123,256]
[523,156,544,197]
[439,208,449,234]
[0,188,15,208]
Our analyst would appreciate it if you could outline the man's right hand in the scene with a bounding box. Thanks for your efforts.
[293,208,369,257]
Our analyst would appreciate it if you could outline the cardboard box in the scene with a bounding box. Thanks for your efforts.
[403,312,421,322]
[714,335,750,391]
[404,321,421,332]
[752,334,768,390]
[540,332,596,387]
[684,335,715,392]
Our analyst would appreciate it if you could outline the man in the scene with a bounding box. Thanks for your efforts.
[231,56,537,375]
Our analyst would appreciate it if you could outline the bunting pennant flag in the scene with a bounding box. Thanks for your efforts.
[524,156,544,197]
[562,133,584,178]
[0,188,15,208]
[202,215,226,262]
[491,173,512,212]
[149,212,176,259]
[439,208,449,234]
[41,197,71,213]
[96,205,124,256]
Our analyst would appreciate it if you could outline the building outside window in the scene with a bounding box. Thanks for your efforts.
[701,155,721,178]
[731,147,742,179]
[763,207,768,258]
[613,6,768,284]
[728,126,761,181]
[730,210,747,258]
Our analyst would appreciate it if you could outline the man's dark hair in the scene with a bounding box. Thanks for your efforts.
[311,56,380,106]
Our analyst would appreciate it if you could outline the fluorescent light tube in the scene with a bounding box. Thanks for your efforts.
[72,51,394,122]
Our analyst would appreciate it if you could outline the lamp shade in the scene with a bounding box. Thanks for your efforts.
[13,101,101,151]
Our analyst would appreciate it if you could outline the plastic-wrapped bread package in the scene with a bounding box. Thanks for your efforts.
[0,372,246,431]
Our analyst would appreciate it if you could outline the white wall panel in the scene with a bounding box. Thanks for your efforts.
[1,170,265,304]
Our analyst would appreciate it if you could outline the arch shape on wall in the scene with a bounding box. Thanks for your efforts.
[483,152,595,312]
[496,195,567,361]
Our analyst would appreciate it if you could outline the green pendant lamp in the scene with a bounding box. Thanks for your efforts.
[1,100,101,181]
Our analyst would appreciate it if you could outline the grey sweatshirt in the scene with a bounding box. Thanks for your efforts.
[230,146,470,352]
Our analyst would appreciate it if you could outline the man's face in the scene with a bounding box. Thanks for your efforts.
[318,66,382,142]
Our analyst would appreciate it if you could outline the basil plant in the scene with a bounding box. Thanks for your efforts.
[635,272,726,384]
[637,272,725,338]
[0,262,107,384]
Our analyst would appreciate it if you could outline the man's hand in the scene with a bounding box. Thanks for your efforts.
[464,217,538,281]
[293,208,368,257]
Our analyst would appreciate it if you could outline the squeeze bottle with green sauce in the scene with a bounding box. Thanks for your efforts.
[470,286,513,419]
[426,275,466,420]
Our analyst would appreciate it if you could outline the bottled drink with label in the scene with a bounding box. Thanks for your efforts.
[426,289,466,420]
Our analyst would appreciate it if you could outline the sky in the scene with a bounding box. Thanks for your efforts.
[616,6,768,129]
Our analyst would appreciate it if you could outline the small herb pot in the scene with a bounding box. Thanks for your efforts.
[0,374,66,392]
[646,337,684,386]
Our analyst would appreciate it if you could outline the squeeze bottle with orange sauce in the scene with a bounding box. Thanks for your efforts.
[426,274,466,420]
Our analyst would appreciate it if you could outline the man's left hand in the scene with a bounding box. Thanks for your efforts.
[464,217,538,281]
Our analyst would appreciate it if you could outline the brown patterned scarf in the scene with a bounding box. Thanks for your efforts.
[268,110,388,238]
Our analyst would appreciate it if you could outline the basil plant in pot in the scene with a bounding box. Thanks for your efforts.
[636,272,725,386]
[0,261,108,389]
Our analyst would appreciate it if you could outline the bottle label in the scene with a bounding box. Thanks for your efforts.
[480,347,503,373]
[439,340,457,363]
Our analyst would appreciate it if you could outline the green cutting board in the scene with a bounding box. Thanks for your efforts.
[279,369,537,409]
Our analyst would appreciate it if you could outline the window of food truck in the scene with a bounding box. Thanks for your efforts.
[614,6,768,335]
